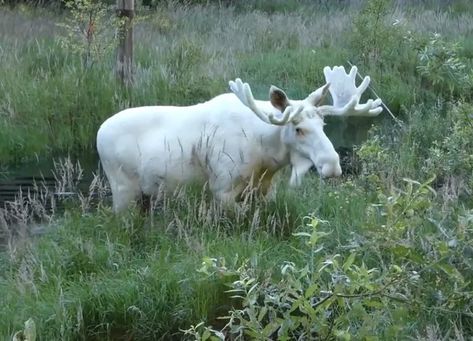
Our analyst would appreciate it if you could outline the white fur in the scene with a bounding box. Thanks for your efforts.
[97,66,382,212]
[97,93,339,212]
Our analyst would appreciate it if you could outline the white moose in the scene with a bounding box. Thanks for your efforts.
[96,66,383,212]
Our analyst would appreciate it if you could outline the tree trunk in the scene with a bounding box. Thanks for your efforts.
[116,0,134,86]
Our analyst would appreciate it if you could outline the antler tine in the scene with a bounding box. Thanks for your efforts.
[242,82,276,124]
[318,65,383,117]
[269,105,303,125]
[229,78,268,123]
[229,78,299,126]
[228,78,249,106]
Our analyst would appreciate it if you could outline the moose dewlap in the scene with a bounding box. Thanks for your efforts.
[96,65,383,212]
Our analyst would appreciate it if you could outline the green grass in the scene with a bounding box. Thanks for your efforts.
[1,1,471,162]
[1,0,473,339]
[0,181,313,339]
[2,169,472,339]
[1,0,471,163]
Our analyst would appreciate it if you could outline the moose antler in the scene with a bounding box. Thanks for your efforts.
[229,78,302,126]
[317,66,383,117]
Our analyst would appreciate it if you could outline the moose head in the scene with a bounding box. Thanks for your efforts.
[229,65,383,185]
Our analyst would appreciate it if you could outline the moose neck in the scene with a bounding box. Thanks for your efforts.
[255,124,291,171]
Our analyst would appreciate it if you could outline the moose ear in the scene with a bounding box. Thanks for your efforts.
[269,85,290,112]
[306,83,330,107]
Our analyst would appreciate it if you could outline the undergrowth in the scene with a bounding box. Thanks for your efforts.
[1,0,473,339]
[2,151,472,339]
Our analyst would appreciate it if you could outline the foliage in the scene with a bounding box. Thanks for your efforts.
[348,0,413,74]
[350,0,398,66]
[1,1,473,339]
[355,133,389,177]
[184,176,473,339]
[1,0,472,162]
[56,0,121,69]
[414,33,472,98]
[347,0,420,113]
[422,102,473,197]
[1,157,473,339]
[356,101,473,201]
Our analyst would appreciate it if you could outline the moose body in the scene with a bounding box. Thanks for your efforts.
[98,94,295,211]
[97,66,383,212]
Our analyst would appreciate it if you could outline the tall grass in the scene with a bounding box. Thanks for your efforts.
[1,1,471,163]
[0,159,317,339]
[1,0,473,339]
[1,152,472,339]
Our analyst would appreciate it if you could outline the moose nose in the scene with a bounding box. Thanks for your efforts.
[321,163,342,178]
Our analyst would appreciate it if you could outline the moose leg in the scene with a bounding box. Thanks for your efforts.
[110,182,141,212]
[257,169,275,197]
[209,175,241,207]
[139,194,151,214]
[108,168,142,212]
[214,190,238,204]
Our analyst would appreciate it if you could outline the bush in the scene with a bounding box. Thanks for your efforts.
[422,102,473,199]
[348,0,419,112]
[414,33,472,99]
[184,177,473,339]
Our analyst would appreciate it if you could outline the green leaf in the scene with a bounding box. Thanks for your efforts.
[304,283,319,299]
[262,321,280,337]
[202,329,211,340]
[364,299,384,309]
[343,252,357,271]
[335,329,352,341]
[258,306,268,322]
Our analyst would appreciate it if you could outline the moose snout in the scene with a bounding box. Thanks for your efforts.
[320,163,342,178]
[313,153,342,178]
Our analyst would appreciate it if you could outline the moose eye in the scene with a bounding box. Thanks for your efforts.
[295,127,305,136]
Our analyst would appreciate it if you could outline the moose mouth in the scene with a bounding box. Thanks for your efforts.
[311,158,342,178]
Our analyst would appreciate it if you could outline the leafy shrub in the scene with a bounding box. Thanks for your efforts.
[350,0,405,67]
[414,33,472,99]
[348,0,473,112]
[357,100,473,201]
[355,133,389,177]
[422,102,473,198]
[57,0,121,69]
[184,176,473,339]
[348,0,420,112]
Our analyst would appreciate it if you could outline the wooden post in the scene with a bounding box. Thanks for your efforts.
[116,0,134,86]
